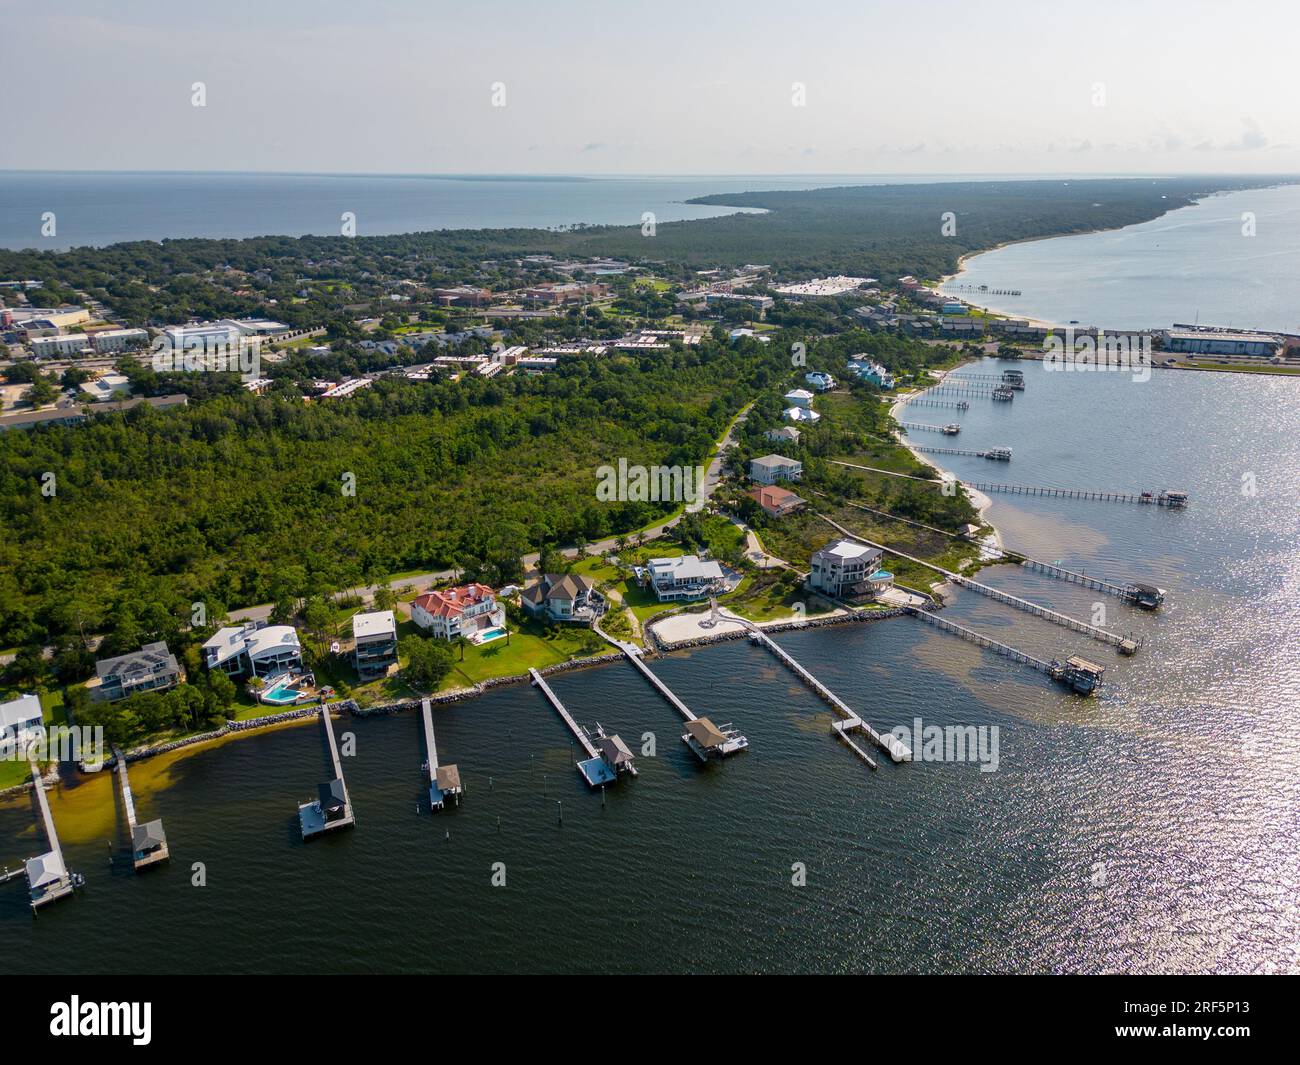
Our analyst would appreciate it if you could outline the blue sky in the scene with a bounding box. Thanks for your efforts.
[3,0,1297,175]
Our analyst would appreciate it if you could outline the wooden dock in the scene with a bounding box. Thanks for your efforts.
[528,668,636,786]
[298,707,355,840]
[529,668,598,759]
[739,622,909,767]
[420,698,463,810]
[911,444,1011,461]
[899,420,960,435]
[25,756,81,910]
[113,746,168,871]
[965,481,1189,507]
[905,607,1104,695]
[899,396,970,411]
[1011,555,1163,607]
[816,514,1141,653]
[619,646,696,721]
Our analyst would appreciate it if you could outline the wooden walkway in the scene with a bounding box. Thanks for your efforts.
[815,514,1138,652]
[529,668,599,759]
[322,707,350,807]
[420,698,440,774]
[905,606,1056,674]
[911,444,1010,460]
[965,481,1188,507]
[620,647,697,722]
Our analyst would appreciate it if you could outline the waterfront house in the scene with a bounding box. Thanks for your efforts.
[749,454,803,484]
[0,693,43,748]
[411,583,505,641]
[783,406,821,424]
[203,621,303,680]
[764,425,801,445]
[747,484,807,518]
[783,388,815,409]
[521,573,604,624]
[644,555,725,602]
[93,642,181,703]
[352,610,398,679]
[847,358,895,389]
[808,538,892,600]
[804,371,836,391]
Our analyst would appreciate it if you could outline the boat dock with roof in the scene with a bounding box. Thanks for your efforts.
[298,706,355,840]
[420,698,463,810]
[528,668,638,787]
[614,634,748,762]
[24,756,84,910]
[112,745,169,871]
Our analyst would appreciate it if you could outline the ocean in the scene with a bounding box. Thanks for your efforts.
[2,358,1297,974]
[943,183,1300,333]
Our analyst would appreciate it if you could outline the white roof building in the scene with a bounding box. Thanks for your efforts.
[784,407,821,424]
[0,693,43,744]
[352,610,397,641]
[203,622,303,679]
[783,388,815,409]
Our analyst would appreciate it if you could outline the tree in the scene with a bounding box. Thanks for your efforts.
[400,634,453,690]
[373,586,398,612]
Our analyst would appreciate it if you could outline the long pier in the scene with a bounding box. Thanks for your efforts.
[1012,555,1161,606]
[738,621,909,766]
[815,514,1139,652]
[113,745,168,870]
[26,756,80,909]
[529,668,599,758]
[619,646,696,721]
[899,420,960,435]
[921,384,1005,399]
[298,706,354,840]
[965,481,1188,507]
[911,444,1011,461]
[905,606,1054,673]
[899,396,969,411]
[420,698,462,810]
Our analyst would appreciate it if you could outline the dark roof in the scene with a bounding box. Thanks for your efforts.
[435,764,462,791]
[132,819,167,851]
[319,778,347,810]
[96,640,179,680]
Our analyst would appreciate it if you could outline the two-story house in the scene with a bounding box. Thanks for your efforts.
[411,583,504,641]
[93,642,182,702]
[352,610,398,679]
[808,538,892,600]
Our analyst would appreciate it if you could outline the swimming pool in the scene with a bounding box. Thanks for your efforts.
[475,626,508,644]
[261,678,305,704]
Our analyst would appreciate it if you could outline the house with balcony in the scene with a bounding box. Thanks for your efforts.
[848,358,895,389]
[644,555,726,602]
[352,610,398,679]
[203,622,303,680]
[804,371,836,391]
[521,573,604,624]
[93,642,182,702]
[749,454,803,485]
[412,583,504,641]
[808,538,893,600]
[783,388,816,409]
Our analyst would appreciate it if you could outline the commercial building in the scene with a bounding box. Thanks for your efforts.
[1162,329,1283,358]
[29,334,94,358]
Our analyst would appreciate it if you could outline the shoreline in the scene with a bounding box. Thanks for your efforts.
[887,366,1004,555]
[935,184,1298,330]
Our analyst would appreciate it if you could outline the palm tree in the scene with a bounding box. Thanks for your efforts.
[454,635,469,662]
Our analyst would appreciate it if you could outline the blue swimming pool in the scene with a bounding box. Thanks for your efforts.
[476,626,508,644]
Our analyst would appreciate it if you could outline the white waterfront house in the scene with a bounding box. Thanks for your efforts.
[411,583,504,641]
[645,555,725,602]
[808,538,892,599]
[0,693,43,749]
[749,454,803,485]
[203,621,303,680]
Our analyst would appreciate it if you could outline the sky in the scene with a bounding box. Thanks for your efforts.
[4,0,1299,176]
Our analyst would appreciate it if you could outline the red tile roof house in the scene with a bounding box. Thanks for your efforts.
[747,484,807,518]
[411,583,505,641]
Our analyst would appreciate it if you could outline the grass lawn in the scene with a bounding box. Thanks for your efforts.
[439,622,606,690]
